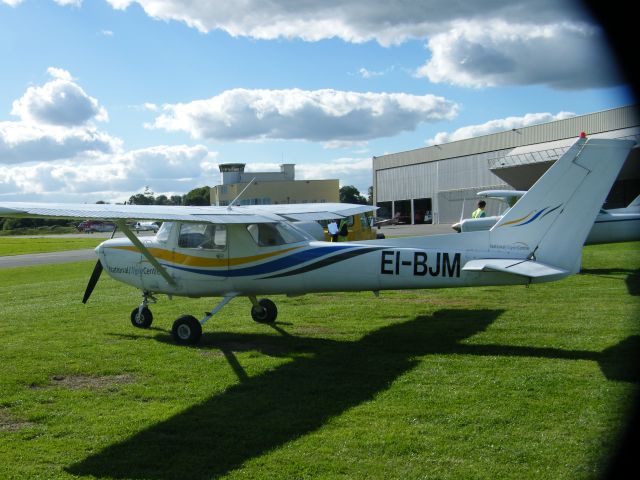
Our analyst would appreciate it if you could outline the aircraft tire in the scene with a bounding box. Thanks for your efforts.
[172,315,202,345]
[130,307,153,328]
[251,298,277,324]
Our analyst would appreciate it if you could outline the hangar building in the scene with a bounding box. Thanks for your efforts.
[373,105,640,225]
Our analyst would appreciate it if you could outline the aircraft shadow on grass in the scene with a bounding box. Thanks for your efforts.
[67,308,638,480]
[579,267,640,296]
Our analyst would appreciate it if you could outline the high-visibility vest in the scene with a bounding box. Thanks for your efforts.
[472,208,486,219]
[338,218,348,241]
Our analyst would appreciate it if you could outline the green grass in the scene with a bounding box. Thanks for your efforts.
[0,237,103,256]
[0,242,638,479]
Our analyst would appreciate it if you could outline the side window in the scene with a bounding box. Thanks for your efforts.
[246,222,307,246]
[246,223,285,246]
[178,223,226,250]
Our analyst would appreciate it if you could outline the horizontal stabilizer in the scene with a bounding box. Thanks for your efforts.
[462,259,568,279]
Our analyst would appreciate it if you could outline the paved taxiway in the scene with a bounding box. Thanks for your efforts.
[0,231,153,269]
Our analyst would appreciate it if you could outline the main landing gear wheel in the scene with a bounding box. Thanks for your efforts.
[251,298,278,324]
[172,315,202,345]
[130,307,153,328]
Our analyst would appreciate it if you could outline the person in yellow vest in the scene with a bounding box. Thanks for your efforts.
[337,217,349,241]
[472,200,486,218]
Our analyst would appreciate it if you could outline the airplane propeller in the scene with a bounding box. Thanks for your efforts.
[82,259,103,304]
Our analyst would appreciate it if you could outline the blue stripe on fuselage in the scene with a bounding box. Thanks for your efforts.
[163,244,356,277]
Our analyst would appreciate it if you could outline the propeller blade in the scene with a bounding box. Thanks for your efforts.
[82,260,103,304]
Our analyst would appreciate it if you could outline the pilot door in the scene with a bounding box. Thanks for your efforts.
[171,223,229,294]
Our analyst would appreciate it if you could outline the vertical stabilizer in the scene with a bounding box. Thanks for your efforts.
[490,137,635,273]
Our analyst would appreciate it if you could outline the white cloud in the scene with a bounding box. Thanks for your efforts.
[1,68,117,164]
[1,0,23,6]
[416,20,620,89]
[298,157,373,190]
[103,1,590,45]
[357,67,391,79]
[0,67,222,202]
[0,121,121,164]
[150,88,459,143]
[100,0,618,91]
[53,0,82,6]
[0,145,218,203]
[426,111,577,145]
[11,68,108,126]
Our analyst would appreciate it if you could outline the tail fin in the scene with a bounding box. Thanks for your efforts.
[490,137,635,273]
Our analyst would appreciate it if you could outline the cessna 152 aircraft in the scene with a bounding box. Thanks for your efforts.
[0,137,634,345]
[452,189,640,245]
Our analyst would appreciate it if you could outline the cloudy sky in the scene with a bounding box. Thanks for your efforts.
[0,0,633,203]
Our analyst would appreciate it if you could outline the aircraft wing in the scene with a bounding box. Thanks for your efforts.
[0,202,280,223]
[477,190,526,199]
[248,203,378,221]
[462,259,568,279]
[0,201,377,224]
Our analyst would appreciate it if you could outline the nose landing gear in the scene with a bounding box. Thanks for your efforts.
[130,291,156,328]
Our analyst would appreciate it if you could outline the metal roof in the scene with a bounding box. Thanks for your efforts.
[373,105,640,171]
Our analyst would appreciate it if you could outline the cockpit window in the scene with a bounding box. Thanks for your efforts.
[246,222,308,246]
[178,223,227,250]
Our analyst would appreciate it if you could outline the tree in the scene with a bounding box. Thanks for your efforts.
[367,186,373,205]
[154,195,170,205]
[339,185,367,204]
[128,193,155,205]
[183,186,210,206]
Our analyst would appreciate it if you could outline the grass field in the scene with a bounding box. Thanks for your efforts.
[0,237,103,256]
[0,242,638,479]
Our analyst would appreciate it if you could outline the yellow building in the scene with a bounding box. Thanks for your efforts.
[211,163,339,206]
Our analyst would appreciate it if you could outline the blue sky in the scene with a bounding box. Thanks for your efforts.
[0,0,634,203]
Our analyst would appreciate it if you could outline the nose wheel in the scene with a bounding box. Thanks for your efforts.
[130,306,153,328]
[130,291,156,328]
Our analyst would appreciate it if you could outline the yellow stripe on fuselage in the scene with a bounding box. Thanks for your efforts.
[110,245,302,268]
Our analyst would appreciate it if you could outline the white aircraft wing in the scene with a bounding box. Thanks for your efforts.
[477,190,526,199]
[0,201,377,224]
[0,202,280,224]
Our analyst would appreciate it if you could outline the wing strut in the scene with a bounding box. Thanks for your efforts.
[115,220,177,286]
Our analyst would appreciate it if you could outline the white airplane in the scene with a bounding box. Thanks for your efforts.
[452,189,640,245]
[0,137,634,345]
[132,221,160,233]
